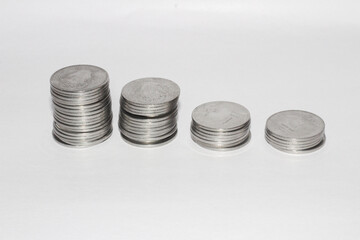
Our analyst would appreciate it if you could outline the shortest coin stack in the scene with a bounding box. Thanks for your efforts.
[50,65,113,147]
[191,101,251,150]
[265,110,326,154]
[119,78,180,146]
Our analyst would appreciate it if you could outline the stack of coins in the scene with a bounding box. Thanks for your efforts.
[119,78,180,146]
[191,101,251,150]
[265,110,326,154]
[50,65,113,147]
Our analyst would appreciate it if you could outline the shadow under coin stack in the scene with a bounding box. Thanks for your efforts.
[265,110,326,154]
[119,78,180,146]
[191,101,251,150]
[50,65,113,147]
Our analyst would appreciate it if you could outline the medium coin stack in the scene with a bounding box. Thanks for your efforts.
[50,65,113,147]
[191,101,251,150]
[119,78,180,146]
[265,110,326,154]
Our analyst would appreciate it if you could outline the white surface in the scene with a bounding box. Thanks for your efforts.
[1,1,360,239]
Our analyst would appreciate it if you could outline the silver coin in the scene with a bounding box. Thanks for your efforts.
[120,108,177,124]
[50,65,113,147]
[53,127,112,148]
[51,83,109,98]
[53,111,111,126]
[191,131,251,151]
[50,65,109,93]
[265,135,326,154]
[119,78,180,146]
[191,126,249,142]
[121,78,180,106]
[55,115,113,133]
[119,120,177,137]
[191,101,251,151]
[52,97,111,115]
[120,124,177,143]
[266,110,325,140]
[119,113,178,144]
[51,88,110,106]
[265,132,324,151]
[192,120,251,135]
[266,131,323,148]
[265,110,325,154]
[192,101,250,131]
[192,131,250,147]
[121,129,178,147]
[54,120,112,136]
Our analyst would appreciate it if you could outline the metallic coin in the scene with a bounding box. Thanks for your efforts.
[119,120,177,138]
[120,123,177,140]
[53,127,112,148]
[266,110,325,140]
[119,108,177,125]
[192,120,251,135]
[191,131,251,151]
[191,126,250,142]
[52,96,111,115]
[54,115,113,133]
[265,110,325,154]
[50,65,109,93]
[53,110,111,126]
[54,121,112,138]
[265,133,324,151]
[120,93,178,118]
[121,129,178,147]
[192,130,250,147]
[121,78,180,106]
[191,101,251,151]
[51,82,109,97]
[119,78,180,146]
[50,65,113,147]
[192,101,250,131]
[51,88,110,106]
[265,135,326,154]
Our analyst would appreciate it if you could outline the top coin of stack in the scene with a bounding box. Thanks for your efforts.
[191,101,251,150]
[119,78,180,146]
[265,110,326,154]
[50,65,113,147]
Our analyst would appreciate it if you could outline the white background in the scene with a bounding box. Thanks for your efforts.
[1,0,360,239]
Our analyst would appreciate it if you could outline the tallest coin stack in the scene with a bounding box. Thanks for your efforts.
[50,65,113,147]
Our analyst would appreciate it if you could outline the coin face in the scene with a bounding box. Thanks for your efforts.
[192,101,250,130]
[50,65,108,92]
[121,78,180,105]
[266,110,325,140]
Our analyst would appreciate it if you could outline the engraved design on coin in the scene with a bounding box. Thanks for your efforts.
[266,110,325,139]
[134,81,171,104]
[121,78,180,105]
[50,65,108,92]
[59,69,93,90]
[192,101,250,130]
[191,101,251,151]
